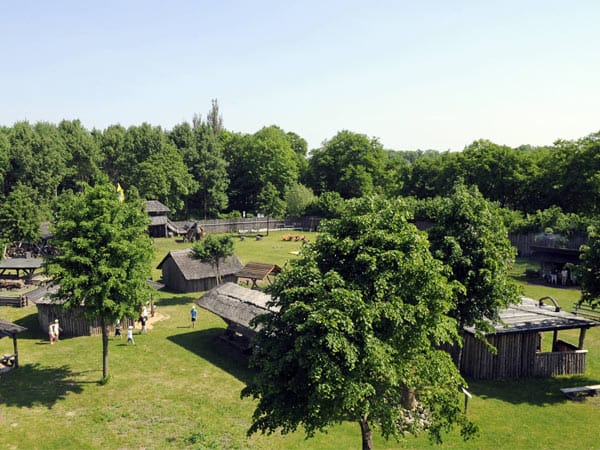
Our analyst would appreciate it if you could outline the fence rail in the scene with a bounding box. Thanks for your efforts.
[534,350,587,377]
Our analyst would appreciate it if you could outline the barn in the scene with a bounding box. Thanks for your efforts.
[157,249,243,293]
[458,297,598,380]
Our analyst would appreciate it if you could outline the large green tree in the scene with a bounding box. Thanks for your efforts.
[578,223,600,308]
[0,183,44,245]
[426,184,519,334]
[45,182,153,380]
[243,197,475,450]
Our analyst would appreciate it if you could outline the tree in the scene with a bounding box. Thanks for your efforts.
[45,182,153,381]
[426,184,519,335]
[191,234,234,285]
[0,183,44,245]
[285,183,316,217]
[307,130,386,198]
[243,197,475,450]
[206,98,224,134]
[256,182,286,236]
[578,223,600,308]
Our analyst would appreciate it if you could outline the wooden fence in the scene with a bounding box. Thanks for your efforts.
[175,217,323,235]
[534,350,587,377]
[0,295,28,307]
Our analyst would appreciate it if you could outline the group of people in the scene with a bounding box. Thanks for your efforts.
[49,303,200,345]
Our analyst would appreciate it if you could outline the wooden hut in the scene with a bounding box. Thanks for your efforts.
[157,249,243,293]
[0,319,27,370]
[27,285,133,337]
[235,262,282,288]
[530,245,581,285]
[146,200,171,237]
[196,282,278,347]
[458,297,598,380]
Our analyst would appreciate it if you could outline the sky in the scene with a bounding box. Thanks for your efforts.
[1,1,599,151]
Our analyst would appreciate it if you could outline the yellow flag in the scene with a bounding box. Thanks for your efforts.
[116,183,125,203]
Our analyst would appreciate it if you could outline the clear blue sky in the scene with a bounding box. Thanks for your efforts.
[2,1,599,151]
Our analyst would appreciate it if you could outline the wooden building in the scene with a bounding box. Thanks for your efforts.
[530,245,581,285]
[235,262,281,288]
[157,249,243,293]
[458,297,598,380]
[196,282,278,347]
[27,284,134,337]
[146,200,171,238]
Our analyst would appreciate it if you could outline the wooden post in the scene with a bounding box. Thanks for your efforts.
[552,329,558,351]
[12,334,19,368]
[578,327,587,350]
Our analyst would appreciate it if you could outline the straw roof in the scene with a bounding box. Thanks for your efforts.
[145,200,170,214]
[236,262,281,281]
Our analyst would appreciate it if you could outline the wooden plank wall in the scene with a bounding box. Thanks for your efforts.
[534,350,587,377]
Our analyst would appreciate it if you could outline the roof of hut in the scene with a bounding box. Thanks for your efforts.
[156,249,243,280]
[145,200,170,214]
[196,282,278,330]
[0,319,27,339]
[0,257,44,271]
[150,215,169,226]
[465,297,599,335]
[236,262,282,281]
[25,284,60,304]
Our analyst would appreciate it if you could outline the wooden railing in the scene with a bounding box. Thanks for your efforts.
[535,349,587,377]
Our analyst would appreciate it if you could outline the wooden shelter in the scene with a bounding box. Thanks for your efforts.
[458,297,598,380]
[27,285,133,337]
[235,262,282,288]
[157,249,243,293]
[0,319,27,369]
[196,282,278,346]
[0,257,43,277]
[530,245,581,285]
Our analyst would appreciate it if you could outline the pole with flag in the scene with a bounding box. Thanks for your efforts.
[116,183,125,203]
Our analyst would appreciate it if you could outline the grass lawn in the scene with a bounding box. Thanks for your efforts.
[1,230,599,449]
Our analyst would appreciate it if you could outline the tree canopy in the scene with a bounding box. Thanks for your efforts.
[191,234,234,285]
[45,181,153,380]
[243,197,475,450]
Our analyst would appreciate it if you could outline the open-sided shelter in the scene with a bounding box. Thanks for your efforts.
[0,319,27,369]
[235,262,281,288]
[157,249,243,293]
[458,297,598,379]
[196,282,278,346]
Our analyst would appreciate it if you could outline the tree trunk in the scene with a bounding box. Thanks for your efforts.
[359,416,373,450]
[401,386,417,410]
[100,315,109,380]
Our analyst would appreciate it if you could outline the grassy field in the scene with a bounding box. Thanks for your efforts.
[0,230,598,450]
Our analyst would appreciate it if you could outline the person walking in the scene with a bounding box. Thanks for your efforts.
[115,319,122,339]
[126,325,135,345]
[53,319,62,342]
[140,315,147,333]
[48,322,56,344]
[190,306,198,328]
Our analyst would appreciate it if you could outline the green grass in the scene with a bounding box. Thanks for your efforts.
[1,232,599,449]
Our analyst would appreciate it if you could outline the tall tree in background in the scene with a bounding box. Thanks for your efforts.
[284,183,316,217]
[0,183,44,245]
[256,182,286,236]
[578,223,600,308]
[58,119,104,190]
[45,182,153,380]
[206,98,224,134]
[243,197,475,450]
[307,130,386,198]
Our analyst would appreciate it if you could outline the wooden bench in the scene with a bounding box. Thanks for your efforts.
[560,384,600,400]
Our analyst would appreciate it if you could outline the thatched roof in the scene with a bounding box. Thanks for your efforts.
[465,297,599,335]
[0,319,27,339]
[145,200,170,214]
[236,262,282,281]
[157,249,243,280]
[196,282,278,330]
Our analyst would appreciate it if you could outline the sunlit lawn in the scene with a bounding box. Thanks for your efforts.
[0,232,598,449]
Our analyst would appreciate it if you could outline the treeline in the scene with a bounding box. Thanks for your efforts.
[0,100,599,240]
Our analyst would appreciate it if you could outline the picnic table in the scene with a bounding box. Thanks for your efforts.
[560,384,600,400]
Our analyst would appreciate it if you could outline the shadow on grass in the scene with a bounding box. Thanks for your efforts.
[168,328,252,384]
[155,294,197,307]
[469,375,600,405]
[0,363,84,408]
[11,312,45,341]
